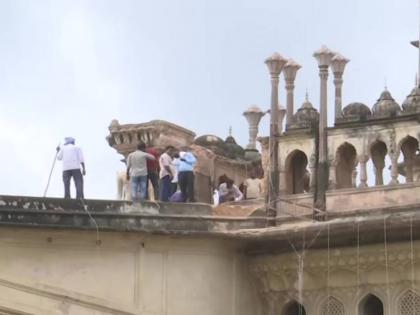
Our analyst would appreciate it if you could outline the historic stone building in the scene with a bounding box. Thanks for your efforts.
[0,42,420,315]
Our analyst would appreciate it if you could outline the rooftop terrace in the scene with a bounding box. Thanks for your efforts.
[1,194,419,255]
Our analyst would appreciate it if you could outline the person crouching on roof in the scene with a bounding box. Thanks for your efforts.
[56,137,86,199]
[218,178,243,204]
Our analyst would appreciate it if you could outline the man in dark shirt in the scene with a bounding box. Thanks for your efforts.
[146,147,160,200]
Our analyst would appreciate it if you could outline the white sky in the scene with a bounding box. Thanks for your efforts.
[0,0,417,199]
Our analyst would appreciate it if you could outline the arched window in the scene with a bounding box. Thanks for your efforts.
[285,150,310,194]
[370,140,388,186]
[358,294,383,315]
[320,296,344,315]
[283,300,306,315]
[336,142,357,189]
[399,290,420,315]
[400,136,419,183]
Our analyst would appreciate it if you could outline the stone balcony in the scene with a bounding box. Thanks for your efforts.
[276,181,420,219]
[106,119,196,157]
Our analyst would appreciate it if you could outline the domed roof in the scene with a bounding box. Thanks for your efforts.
[224,136,244,159]
[287,95,319,130]
[372,89,401,118]
[195,135,224,144]
[402,86,420,114]
[225,135,237,144]
[342,102,371,119]
[194,134,244,160]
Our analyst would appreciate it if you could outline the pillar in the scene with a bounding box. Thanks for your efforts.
[243,106,265,150]
[283,59,301,127]
[331,53,349,122]
[328,157,337,190]
[265,53,287,216]
[313,46,334,210]
[358,155,368,188]
[389,152,400,185]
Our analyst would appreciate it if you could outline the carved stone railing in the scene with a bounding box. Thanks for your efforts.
[106,119,196,157]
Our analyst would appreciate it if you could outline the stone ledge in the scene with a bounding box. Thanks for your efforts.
[0,195,269,236]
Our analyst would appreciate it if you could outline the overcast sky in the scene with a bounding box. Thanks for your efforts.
[0,0,417,199]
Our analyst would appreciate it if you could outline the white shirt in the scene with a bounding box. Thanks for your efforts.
[170,158,179,183]
[218,183,244,202]
[57,144,84,171]
[159,153,172,178]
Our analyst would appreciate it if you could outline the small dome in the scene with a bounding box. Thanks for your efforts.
[225,136,237,144]
[342,102,371,119]
[402,86,420,114]
[194,135,224,145]
[287,96,319,130]
[224,136,244,159]
[372,89,401,118]
[194,135,244,159]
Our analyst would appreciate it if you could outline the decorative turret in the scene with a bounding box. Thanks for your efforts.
[372,88,401,118]
[287,93,319,130]
[340,102,371,121]
[402,86,420,114]
[243,106,265,150]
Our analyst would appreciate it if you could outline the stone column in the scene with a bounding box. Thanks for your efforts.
[309,154,317,192]
[389,152,400,185]
[283,59,301,127]
[331,53,349,122]
[243,106,265,150]
[401,144,417,183]
[405,154,414,182]
[313,46,334,210]
[328,157,337,190]
[358,155,368,188]
[371,151,385,186]
[414,154,420,181]
[352,169,358,188]
[265,53,287,215]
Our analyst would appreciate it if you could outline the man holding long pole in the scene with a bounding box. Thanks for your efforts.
[56,137,86,199]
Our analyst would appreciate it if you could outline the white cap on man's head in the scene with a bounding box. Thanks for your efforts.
[64,137,75,145]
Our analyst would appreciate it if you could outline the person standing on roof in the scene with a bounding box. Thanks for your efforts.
[145,146,160,201]
[56,137,86,199]
[176,148,197,202]
[126,142,156,203]
[159,146,175,202]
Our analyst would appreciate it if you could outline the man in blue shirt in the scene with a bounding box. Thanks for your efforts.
[176,149,197,202]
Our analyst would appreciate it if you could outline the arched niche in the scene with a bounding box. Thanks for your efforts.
[282,300,306,315]
[320,296,344,315]
[398,289,420,315]
[285,150,309,194]
[358,293,384,315]
[399,136,419,183]
[370,140,388,186]
[336,142,357,189]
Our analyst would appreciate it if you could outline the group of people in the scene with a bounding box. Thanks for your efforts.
[55,136,262,205]
[126,143,197,203]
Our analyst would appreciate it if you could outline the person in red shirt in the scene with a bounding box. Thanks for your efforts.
[146,147,160,200]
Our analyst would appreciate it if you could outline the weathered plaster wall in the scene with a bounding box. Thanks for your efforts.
[326,182,420,213]
[249,240,420,315]
[0,228,261,315]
